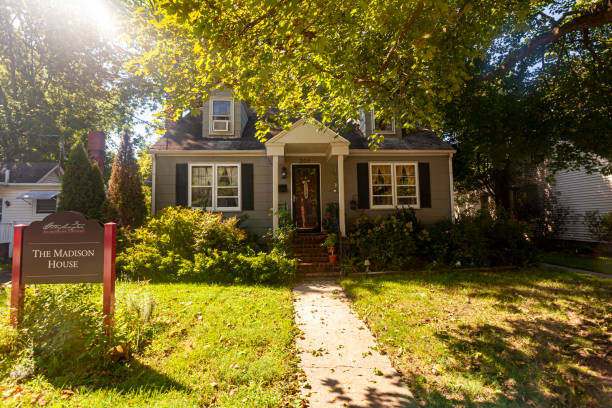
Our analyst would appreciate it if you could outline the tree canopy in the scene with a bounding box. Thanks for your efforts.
[129,0,611,141]
[0,0,156,163]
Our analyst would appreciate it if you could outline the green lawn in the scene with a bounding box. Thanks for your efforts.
[540,252,612,274]
[341,268,612,407]
[0,282,301,407]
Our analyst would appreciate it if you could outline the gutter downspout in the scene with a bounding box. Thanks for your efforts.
[3,170,9,185]
[449,153,455,222]
[151,153,156,216]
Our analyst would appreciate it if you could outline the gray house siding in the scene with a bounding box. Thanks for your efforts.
[154,153,453,235]
[154,154,273,234]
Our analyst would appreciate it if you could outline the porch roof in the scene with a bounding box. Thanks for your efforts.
[264,118,350,156]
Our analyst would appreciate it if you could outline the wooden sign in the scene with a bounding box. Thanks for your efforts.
[22,211,104,284]
[10,211,116,329]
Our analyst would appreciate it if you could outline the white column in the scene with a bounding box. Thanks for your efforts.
[337,154,346,237]
[272,155,279,232]
[449,153,455,222]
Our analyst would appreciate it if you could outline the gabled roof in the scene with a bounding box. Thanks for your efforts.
[0,162,61,183]
[150,109,454,152]
[265,118,350,145]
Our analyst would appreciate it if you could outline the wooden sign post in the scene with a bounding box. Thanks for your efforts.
[9,211,116,330]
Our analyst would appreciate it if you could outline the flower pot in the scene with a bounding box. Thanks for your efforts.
[328,254,337,263]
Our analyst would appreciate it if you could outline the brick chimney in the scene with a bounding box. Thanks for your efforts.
[87,130,105,176]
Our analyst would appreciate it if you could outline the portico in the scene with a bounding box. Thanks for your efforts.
[265,118,350,236]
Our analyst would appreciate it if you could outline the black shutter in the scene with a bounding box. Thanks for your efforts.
[418,162,431,208]
[241,163,254,211]
[357,163,370,209]
[175,163,188,207]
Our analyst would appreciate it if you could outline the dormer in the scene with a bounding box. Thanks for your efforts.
[359,108,401,138]
[202,89,248,138]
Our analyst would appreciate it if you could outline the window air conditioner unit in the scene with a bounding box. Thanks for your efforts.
[212,119,230,132]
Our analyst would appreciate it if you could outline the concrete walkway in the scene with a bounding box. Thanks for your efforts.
[540,262,612,279]
[294,281,413,407]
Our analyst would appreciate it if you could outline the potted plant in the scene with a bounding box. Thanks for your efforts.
[321,233,338,263]
[322,217,331,234]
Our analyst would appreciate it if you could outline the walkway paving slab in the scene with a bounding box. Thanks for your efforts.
[294,281,414,407]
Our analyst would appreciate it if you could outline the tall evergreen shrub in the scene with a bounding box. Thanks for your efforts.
[57,140,107,220]
[107,130,147,227]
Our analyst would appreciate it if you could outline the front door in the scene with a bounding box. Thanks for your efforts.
[292,165,321,233]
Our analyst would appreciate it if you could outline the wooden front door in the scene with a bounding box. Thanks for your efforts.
[292,165,321,233]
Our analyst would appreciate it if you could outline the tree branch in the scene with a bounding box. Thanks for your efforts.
[381,0,424,71]
[482,0,612,81]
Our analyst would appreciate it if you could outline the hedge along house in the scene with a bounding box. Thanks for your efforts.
[150,90,456,238]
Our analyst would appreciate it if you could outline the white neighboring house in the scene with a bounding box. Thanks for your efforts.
[551,167,612,242]
[0,162,63,255]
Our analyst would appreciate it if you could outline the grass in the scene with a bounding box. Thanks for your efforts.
[341,267,612,407]
[540,252,612,274]
[0,282,301,407]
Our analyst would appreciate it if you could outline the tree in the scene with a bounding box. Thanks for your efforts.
[57,141,107,220]
[0,0,156,162]
[128,0,611,137]
[107,130,148,227]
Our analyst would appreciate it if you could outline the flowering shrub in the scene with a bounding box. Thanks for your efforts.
[117,207,296,283]
[346,208,430,271]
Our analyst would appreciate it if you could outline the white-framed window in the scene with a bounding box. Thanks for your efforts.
[189,163,241,211]
[371,108,395,134]
[209,98,234,135]
[369,163,419,209]
[36,198,57,214]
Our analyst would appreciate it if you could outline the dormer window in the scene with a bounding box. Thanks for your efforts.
[210,98,234,135]
[371,109,395,134]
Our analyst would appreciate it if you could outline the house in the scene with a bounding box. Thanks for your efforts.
[0,162,63,256]
[149,90,456,237]
[549,166,612,242]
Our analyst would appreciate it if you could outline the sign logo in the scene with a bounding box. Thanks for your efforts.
[42,220,86,234]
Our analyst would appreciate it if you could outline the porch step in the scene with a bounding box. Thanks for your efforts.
[292,234,341,278]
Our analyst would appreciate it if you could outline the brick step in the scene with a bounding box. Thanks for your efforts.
[299,272,342,279]
[295,256,330,263]
[299,262,341,273]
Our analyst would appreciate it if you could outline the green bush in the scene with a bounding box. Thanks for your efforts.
[118,207,296,284]
[346,208,430,271]
[428,211,536,267]
[180,249,298,284]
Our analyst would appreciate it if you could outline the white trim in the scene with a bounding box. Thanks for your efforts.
[209,97,234,136]
[3,183,61,187]
[37,164,63,183]
[187,162,241,211]
[149,150,266,156]
[150,149,455,156]
[290,163,323,232]
[369,162,420,209]
[371,108,396,135]
[349,149,456,156]
[151,153,157,215]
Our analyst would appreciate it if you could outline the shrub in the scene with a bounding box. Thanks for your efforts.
[585,210,612,242]
[118,207,295,284]
[346,208,430,271]
[428,211,536,267]
[181,249,298,284]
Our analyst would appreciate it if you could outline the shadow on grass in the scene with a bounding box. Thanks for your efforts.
[341,269,612,407]
[41,358,188,395]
